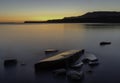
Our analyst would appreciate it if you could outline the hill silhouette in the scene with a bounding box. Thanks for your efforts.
[24,11,120,23]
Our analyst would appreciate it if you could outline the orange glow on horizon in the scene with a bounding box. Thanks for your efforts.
[31,16,64,21]
[0,12,85,22]
[0,16,64,22]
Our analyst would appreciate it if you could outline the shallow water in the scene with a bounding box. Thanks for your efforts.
[0,23,120,83]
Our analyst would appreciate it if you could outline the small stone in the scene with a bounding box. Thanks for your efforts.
[88,61,99,66]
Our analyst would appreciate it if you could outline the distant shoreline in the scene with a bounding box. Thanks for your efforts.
[24,11,120,23]
[0,22,120,25]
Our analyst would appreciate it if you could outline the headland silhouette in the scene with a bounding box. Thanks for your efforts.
[24,11,120,23]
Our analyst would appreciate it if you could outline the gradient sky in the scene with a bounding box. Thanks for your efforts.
[0,0,120,22]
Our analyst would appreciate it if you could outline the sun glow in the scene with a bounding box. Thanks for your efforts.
[0,11,85,22]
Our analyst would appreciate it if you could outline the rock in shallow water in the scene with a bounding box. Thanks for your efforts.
[4,59,17,67]
[100,41,111,46]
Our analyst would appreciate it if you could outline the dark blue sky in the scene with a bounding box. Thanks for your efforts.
[0,0,120,22]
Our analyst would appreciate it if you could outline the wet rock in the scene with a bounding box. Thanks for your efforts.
[81,49,85,54]
[82,53,98,63]
[67,70,84,81]
[71,62,83,68]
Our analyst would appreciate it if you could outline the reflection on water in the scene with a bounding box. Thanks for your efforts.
[0,23,120,83]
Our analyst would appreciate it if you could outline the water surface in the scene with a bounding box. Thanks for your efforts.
[0,23,120,83]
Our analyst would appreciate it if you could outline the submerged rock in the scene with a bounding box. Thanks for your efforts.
[21,63,26,66]
[53,68,67,75]
[67,70,84,81]
[87,69,93,73]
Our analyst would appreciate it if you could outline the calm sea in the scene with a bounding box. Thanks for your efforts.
[0,23,120,83]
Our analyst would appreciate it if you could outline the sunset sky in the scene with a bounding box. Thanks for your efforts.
[0,0,120,22]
